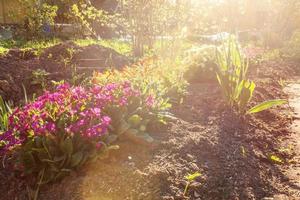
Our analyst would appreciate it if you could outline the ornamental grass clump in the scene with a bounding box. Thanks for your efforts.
[216,37,286,115]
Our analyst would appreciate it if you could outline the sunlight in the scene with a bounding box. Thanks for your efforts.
[1,0,300,199]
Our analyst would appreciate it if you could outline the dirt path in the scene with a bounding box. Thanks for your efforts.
[283,82,300,199]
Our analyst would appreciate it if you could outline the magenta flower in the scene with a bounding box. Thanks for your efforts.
[146,95,155,107]
[0,81,148,153]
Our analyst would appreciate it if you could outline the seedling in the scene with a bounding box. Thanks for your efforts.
[269,155,283,164]
[241,146,246,157]
[183,172,201,197]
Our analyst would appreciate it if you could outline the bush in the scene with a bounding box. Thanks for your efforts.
[15,0,58,38]
[183,45,216,83]
[92,56,188,141]
[92,56,188,104]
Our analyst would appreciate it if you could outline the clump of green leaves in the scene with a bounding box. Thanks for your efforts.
[31,69,50,91]
[216,37,255,114]
[71,3,116,38]
[16,0,58,38]
[184,45,216,82]
[0,96,12,132]
[216,37,287,115]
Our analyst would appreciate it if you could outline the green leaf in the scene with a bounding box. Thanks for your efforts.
[128,114,142,127]
[34,137,43,148]
[247,99,287,114]
[107,145,120,151]
[185,172,201,182]
[22,152,36,173]
[70,151,84,168]
[37,151,49,161]
[238,81,255,113]
[116,119,131,135]
[41,159,56,163]
[60,138,73,156]
[53,155,66,162]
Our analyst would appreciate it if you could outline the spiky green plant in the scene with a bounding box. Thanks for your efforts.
[216,37,286,114]
[0,95,12,132]
[216,37,256,114]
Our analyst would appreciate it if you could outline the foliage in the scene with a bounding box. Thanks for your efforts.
[0,47,8,56]
[0,82,143,184]
[116,0,191,57]
[0,38,61,56]
[31,69,50,91]
[15,0,58,38]
[216,37,287,114]
[0,96,12,132]
[92,56,187,141]
[216,37,255,114]
[59,47,85,86]
[247,99,287,114]
[93,56,187,107]
[183,45,216,82]
[74,39,132,56]
[70,3,115,38]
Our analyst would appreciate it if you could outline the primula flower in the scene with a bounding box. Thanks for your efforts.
[146,95,155,107]
[0,81,145,153]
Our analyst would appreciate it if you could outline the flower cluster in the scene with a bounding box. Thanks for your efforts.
[0,81,141,152]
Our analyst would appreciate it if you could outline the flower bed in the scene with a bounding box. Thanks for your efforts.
[0,55,188,186]
[0,81,157,183]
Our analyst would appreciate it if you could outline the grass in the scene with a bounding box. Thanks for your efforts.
[0,37,192,58]
[0,38,61,56]
[74,39,132,56]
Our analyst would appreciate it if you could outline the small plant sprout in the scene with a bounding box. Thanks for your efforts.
[278,78,287,89]
[241,146,246,157]
[183,172,201,197]
[269,155,283,164]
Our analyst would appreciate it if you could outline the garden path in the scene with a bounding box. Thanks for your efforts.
[282,81,300,199]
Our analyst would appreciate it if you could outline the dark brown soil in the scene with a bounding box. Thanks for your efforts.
[0,41,130,104]
[39,41,130,75]
[1,57,300,200]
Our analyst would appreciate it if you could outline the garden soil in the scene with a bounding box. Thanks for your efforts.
[1,57,300,200]
[0,41,130,104]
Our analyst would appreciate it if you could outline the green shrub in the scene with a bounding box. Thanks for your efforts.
[183,45,216,82]
[15,0,58,38]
